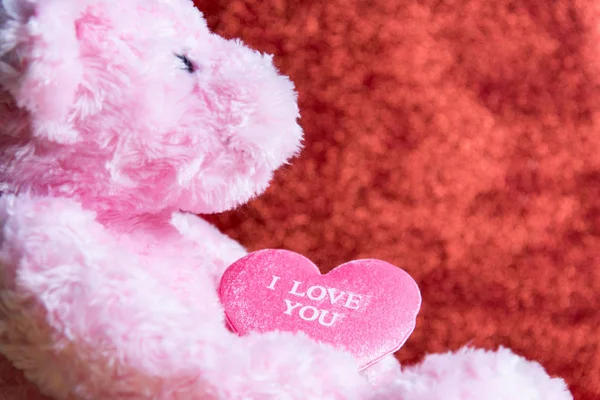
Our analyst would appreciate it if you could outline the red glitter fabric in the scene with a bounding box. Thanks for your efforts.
[198,1,600,398]
[1,1,599,399]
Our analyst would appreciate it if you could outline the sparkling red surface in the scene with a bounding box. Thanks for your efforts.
[199,1,600,399]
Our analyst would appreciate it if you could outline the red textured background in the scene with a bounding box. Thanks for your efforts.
[199,0,600,399]
[2,0,599,399]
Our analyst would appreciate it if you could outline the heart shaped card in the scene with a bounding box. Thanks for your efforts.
[219,249,421,370]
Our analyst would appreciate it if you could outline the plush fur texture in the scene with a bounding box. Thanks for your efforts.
[0,0,573,398]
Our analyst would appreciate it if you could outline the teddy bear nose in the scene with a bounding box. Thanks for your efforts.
[205,37,303,168]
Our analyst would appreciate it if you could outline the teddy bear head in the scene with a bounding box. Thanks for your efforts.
[0,0,302,215]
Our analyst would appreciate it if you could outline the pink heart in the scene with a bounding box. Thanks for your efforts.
[219,249,421,370]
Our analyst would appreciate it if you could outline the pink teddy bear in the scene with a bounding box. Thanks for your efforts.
[0,0,573,398]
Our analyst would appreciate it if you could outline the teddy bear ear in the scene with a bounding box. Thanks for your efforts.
[0,0,87,143]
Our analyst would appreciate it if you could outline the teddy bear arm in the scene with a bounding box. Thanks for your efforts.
[170,211,248,281]
[364,348,573,400]
[0,194,227,397]
[0,194,378,399]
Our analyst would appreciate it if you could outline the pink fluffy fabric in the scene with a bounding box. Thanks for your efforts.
[0,0,572,398]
